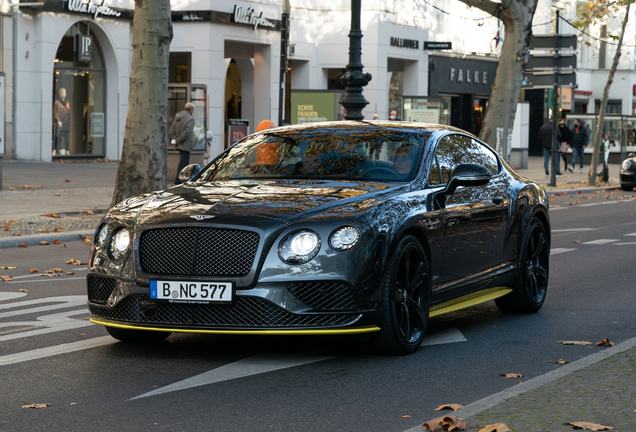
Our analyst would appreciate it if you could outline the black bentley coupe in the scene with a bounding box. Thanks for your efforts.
[87,121,550,355]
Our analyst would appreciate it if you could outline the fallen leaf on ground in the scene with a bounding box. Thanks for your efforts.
[573,240,581,243]
[18,242,27,248]
[0,276,13,281]
[0,266,17,269]
[82,209,94,215]
[30,268,38,273]
[595,338,615,347]
[402,415,411,418]
[67,272,75,275]
[36,228,50,233]
[59,189,68,192]
[604,195,610,199]
[64,179,71,182]
[19,185,43,189]
[477,424,512,432]
[53,239,61,244]
[555,192,568,196]
[544,358,570,364]
[60,244,67,248]
[18,289,27,292]
[39,241,50,246]
[22,403,51,409]
[41,273,61,278]
[576,190,583,194]
[499,372,523,378]
[3,225,9,231]
[43,212,61,218]
[558,341,592,345]
[7,185,15,190]
[424,416,466,431]
[565,421,613,430]
[12,232,21,236]
[66,259,84,265]
[435,404,464,411]
[44,268,63,274]
[567,201,581,205]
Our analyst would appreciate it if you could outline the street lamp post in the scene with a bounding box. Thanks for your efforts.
[278,0,290,126]
[338,0,371,121]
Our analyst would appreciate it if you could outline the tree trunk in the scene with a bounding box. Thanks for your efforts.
[588,1,632,185]
[110,0,172,207]
[456,0,538,162]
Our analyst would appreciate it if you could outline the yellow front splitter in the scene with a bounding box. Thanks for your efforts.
[90,318,381,335]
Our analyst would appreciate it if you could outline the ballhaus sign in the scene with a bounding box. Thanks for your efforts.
[65,0,121,19]
[231,5,276,31]
[390,37,419,49]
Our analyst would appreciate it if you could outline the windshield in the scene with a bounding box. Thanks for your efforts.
[198,129,428,183]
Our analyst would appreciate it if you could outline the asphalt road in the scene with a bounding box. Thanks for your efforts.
[1,189,635,432]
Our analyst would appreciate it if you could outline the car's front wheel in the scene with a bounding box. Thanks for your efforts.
[366,235,430,355]
[496,217,549,313]
[105,326,172,343]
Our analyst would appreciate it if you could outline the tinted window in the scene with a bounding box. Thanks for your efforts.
[198,129,429,183]
[428,155,441,186]
[436,134,483,183]
[475,139,499,175]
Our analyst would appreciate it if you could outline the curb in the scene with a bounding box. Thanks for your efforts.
[402,335,636,432]
[0,230,93,249]
[546,185,621,196]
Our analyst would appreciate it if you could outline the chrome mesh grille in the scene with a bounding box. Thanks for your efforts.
[139,227,259,276]
[90,295,359,328]
[87,275,117,304]
[287,281,358,311]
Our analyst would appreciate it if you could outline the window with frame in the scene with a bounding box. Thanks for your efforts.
[435,134,483,183]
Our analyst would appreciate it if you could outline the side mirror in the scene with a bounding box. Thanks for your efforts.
[178,164,201,183]
[428,163,491,210]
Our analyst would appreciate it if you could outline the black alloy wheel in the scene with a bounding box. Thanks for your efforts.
[105,326,172,343]
[367,235,430,355]
[496,217,549,313]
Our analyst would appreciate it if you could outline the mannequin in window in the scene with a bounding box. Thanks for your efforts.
[53,88,71,155]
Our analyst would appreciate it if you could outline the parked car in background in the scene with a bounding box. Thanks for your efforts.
[87,121,551,355]
[620,153,636,191]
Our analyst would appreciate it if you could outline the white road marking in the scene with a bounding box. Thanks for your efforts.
[0,336,115,367]
[613,242,636,245]
[421,327,466,346]
[130,351,336,400]
[7,276,86,284]
[0,309,93,342]
[624,232,636,236]
[8,267,88,281]
[0,295,86,319]
[550,248,577,255]
[552,228,598,232]
[582,239,619,245]
[0,292,28,301]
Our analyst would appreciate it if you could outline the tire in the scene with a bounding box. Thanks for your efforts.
[496,217,549,313]
[621,185,634,191]
[105,326,171,343]
[365,235,431,355]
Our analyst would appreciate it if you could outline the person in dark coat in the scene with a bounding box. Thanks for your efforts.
[539,121,562,177]
[570,119,589,173]
[169,102,195,184]
[558,119,572,173]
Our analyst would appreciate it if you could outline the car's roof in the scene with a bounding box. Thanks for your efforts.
[257,120,475,136]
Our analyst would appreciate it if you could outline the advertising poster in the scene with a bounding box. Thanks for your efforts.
[228,119,250,148]
[291,92,343,124]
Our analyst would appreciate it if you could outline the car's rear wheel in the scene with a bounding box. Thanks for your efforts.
[621,184,634,191]
[496,217,549,313]
[366,235,430,355]
[105,326,171,343]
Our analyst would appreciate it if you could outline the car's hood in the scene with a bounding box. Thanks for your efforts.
[127,180,400,227]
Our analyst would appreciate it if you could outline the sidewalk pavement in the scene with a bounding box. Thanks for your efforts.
[1,157,634,430]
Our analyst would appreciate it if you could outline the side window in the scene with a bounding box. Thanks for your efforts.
[435,135,482,183]
[428,155,441,186]
[475,140,500,175]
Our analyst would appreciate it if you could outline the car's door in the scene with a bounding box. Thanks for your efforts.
[435,134,508,290]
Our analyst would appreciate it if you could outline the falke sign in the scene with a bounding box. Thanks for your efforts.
[428,55,498,95]
[65,0,122,19]
[231,5,276,31]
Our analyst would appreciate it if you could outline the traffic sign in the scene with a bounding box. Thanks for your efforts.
[526,53,577,71]
[522,72,576,89]
[530,34,577,50]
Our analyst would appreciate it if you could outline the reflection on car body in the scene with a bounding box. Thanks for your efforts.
[87,121,551,355]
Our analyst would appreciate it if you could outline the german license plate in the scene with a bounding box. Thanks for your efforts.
[150,280,233,304]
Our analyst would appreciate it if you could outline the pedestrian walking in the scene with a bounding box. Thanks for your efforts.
[570,119,589,173]
[538,120,562,177]
[558,119,572,173]
[169,102,195,184]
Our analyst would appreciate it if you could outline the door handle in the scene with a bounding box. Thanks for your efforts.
[492,197,504,205]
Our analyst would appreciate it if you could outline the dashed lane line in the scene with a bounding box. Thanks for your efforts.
[582,239,619,245]
[0,336,115,367]
[552,228,598,232]
[613,242,636,245]
[550,248,576,255]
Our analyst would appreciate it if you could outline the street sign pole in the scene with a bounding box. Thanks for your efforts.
[549,11,561,187]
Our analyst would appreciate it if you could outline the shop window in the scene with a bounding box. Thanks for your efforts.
[389,71,404,120]
[594,99,621,114]
[169,52,191,83]
[573,101,587,113]
[53,22,105,157]
[326,69,346,90]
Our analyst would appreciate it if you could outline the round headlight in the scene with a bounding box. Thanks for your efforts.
[622,159,634,171]
[109,228,131,259]
[279,230,321,264]
[329,227,360,251]
[96,225,109,246]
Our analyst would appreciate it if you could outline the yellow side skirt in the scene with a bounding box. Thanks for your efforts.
[90,318,381,335]
[429,286,512,317]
